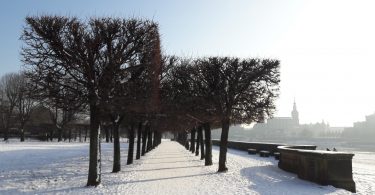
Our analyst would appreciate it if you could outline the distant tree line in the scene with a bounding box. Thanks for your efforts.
[0,72,38,141]
[8,15,281,186]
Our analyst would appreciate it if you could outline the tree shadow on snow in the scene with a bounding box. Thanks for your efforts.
[142,156,192,160]
[141,159,201,164]
[122,165,203,172]
[240,164,336,194]
[107,172,217,186]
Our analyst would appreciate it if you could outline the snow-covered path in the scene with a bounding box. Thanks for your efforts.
[93,141,352,194]
[0,140,371,194]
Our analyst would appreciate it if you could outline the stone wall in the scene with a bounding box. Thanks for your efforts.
[211,139,356,192]
[278,145,356,192]
[211,139,284,154]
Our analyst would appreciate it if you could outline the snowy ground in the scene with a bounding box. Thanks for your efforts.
[0,140,374,194]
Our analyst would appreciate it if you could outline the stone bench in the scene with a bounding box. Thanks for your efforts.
[274,152,280,160]
[247,148,257,155]
[259,150,270,157]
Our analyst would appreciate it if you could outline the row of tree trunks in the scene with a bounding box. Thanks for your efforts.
[154,131,162,146]
[103,125,113,143]
[113,120,161,172]
[184,123,212,166]
[176,131,189,149]
[125,122,161,165]
[42,128,90,142]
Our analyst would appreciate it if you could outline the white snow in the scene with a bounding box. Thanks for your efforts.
[0,140,373,194]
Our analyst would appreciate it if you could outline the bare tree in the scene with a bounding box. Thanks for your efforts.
[21,16,160,186]
[159,56,215,165]
[17,72,37,142]
[194,57,280,172]
[0,73,21,141]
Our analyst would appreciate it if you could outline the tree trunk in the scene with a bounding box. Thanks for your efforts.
[79,129,82,142]
[105,126,110,143]
[112,121,121,172]
[198,126,205,160]
[157,132,162,146]
[68,128,72,142]
[153,130,158,148]
[218,117,230,172]
[141,124,148,156]
[49,129,54,141]
[84,127,88,142]
[57,128,63,142]
[86,102,101,186]
[183,131,189,150]
[63,129,67,141]
[127,123,135,165]
[190,128,196,153]
[147,128,152,152]
[204,123,213,166]
[3,112,12,141]
[136,122,142,160]
[110,126,113,143]
[4,127,8,141]
[20,128,25,142]
[196,127,200,156]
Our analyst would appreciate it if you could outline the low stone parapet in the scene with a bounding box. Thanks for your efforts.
[278,145,356,193]
[212,139,356,192]
[211,139,284,155]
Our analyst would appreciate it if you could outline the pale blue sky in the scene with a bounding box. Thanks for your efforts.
[1,0,374,126]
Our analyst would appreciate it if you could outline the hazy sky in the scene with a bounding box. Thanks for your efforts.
[1,0,374,127]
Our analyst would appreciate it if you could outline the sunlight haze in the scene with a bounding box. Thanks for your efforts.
[0,0,374,126]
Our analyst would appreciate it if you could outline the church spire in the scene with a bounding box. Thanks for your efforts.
[291,99,299,125]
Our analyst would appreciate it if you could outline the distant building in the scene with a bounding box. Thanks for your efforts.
[252,100,299,136]
[342,112,375,140]
[252,100,330,138]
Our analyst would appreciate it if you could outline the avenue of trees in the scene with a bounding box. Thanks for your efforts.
[0,15,281,186]
[162,57,280,171]
[0,72,37,142]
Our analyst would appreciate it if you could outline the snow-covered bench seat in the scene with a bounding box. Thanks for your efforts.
[259,150,270,157]
[273,152,280,160]
[247,148,257,154]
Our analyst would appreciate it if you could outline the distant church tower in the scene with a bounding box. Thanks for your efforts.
[291,99,299,125]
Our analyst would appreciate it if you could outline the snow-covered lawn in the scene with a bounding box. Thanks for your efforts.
[0,140,373,194]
